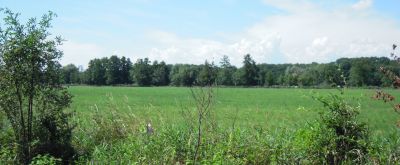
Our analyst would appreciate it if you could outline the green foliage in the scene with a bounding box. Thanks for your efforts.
[105,55,122,85]
[152,60,170,86]
[283,65,304,86]
[65,54,399,87]
[30,154,60,165]
[217,55,236,86]
[132,58,153,86]
[0,111,16,164]
[232,68,244,86]
[263,71,274,86]
[85,58,107,85]
[197,61,217,86]
[241,54,259,86]
[62,64,80,84]
[120,56,133,84]
[313,93,369,164]
[84,56,132,85]
[0,9,74,164]
[170,64,198,86]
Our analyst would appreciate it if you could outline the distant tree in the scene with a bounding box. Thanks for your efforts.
[217,55,235,86]
[348,64,363,86]
[152,61,170,86]
[232,69,243,86]
[86,58,107,85]
[62,64,80,84]
[181,65,198,86]
[197,60,217,86]
[169,64,198,86]
[348,59,376,87]
[105,55,121,85]
[120,56,133,84]
[336,58,352,79]
[258,64,289,86]
[0,9,74,163]
[77,55,398,87]
[241,54,259,86]
[264,71,274,86]
[283,65,304,86]
[257,67,267,86]
[299,64,322,86]
[132,58,152,86]
[170,65,182,86]
[321,64,342,87]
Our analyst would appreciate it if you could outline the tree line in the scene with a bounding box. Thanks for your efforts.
[62,54,400,87]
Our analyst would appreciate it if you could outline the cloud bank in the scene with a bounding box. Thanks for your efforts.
[147,0,400,66]
[59,0,400,67]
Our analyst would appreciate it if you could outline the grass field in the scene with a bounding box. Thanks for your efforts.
[68,86,399,137]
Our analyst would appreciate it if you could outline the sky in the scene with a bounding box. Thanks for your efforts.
[1,0,400,67]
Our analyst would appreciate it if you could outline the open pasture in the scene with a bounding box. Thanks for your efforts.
[68,86,399,136]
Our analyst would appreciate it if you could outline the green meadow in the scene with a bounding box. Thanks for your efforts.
[68,86,399,137]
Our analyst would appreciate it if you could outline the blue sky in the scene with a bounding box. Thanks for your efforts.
[1,0,400,67]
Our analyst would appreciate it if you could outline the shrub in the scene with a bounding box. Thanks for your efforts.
[313,93,369,164]
[29,154,60,165]
[0,9,75,164]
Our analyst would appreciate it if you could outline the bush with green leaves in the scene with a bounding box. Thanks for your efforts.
[29,154,61,165]
[312,93,369,164]
[0,9,74,164]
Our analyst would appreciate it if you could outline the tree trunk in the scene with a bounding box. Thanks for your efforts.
[16,80,28,164]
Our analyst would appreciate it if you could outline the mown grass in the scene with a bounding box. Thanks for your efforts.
[68,86,399,137]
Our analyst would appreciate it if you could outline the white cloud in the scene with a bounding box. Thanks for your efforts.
[148,31,283,66]
[147,0,400,66]
[59,40,106,68]
[352,0,373,10]
[247,0,399,63]
[58,0,400,67]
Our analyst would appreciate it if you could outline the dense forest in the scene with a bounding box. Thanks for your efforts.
[63,54,399,87]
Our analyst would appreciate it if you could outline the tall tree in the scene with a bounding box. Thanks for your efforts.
[152,60,170,86]
[283,65,304,86]
[170,64,198,86]
[132,58,152,86]
[170,64,182,86]
[86,58,107,85]
[217,55,235,86]
[241,54,259,86]
[120,56,133,84]
[322,64,342,87]
[105,55,121,85]
[62,64,80,84]
[348,59,375,87]
[233,69,243,86]
[0,9,74,163]
[264,71,274,86]
[197,60,217,86]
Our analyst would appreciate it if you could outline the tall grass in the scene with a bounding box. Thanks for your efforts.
[66,88,400,164]
[2,87,400,164]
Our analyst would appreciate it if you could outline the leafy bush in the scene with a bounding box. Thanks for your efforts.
[30,154,61,165]
[0,9,75,164]
[0,112,16,163]
[313,93,369,164]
